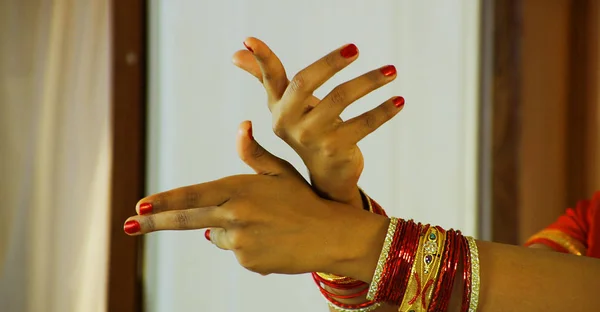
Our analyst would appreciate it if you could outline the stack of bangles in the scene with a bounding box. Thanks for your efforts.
[312,190,480,312]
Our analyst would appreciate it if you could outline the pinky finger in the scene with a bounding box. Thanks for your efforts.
[340,96,405,144]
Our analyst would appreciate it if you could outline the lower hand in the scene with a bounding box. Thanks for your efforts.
[124,121,389,280]
[233,38,404,209]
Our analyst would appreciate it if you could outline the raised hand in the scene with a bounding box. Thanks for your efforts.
[232,38,404,209]
[124,121,388,280]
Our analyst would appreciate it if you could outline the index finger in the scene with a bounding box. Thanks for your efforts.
[135,177,233,215]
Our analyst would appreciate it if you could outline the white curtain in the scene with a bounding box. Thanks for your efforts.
[146,1,480,311]
[0,1,111,312]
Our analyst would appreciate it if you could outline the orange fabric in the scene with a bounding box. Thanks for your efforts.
[532,192,600,258]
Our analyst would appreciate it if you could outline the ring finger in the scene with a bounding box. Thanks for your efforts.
[307,65,397,125]
[124,206,223,235]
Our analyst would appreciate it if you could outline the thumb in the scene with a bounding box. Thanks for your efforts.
[232,50,263,82]
[236,120,292,176]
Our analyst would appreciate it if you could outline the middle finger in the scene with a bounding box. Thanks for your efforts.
[307,65,397,125]
[278,43,360,118]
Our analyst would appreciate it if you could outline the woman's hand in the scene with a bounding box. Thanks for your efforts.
[232,38,404,209]
[125,121,389,280]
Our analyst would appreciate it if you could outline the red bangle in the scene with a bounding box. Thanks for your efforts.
[375,220,426,305]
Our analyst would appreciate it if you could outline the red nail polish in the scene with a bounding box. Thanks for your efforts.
[340,44,358,58]
[393,96,405,108]
[247,127,254,140]
[204,229,211,241]
[139,203,152,215]
[124,220,140,234]
[243,41,254,53]
[380,65,396,77]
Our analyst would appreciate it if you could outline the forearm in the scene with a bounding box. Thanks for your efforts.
[328,213,600,311]
[451,240,600,311]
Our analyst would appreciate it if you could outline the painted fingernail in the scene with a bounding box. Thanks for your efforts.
[124,220,141,234]
[243,41,254,53]
[393,96,405,108]
[204,229,211,241]
[340,44,358,58]
[380,65,397,77]
[139,202,152,215]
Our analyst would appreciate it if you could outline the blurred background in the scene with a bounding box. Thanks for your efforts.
[0,0,598,311]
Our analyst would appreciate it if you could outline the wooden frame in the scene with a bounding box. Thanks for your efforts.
[107,1,147,311]
[487,0,599,244]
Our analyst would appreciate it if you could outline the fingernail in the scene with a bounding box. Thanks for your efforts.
[393,96,405,108]
[139,202,152,215]
[124,220,141,234]
[380,65,396,77]
[247,127,254,140]
[204,229,211,241]
[243,41,254,53]
[340,44,358,58]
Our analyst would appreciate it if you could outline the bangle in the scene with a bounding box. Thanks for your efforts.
[326,301,382,312]
[366,217,399,300]
[466,236,480,312]
[398,226,446,311]
[460,235,472,312]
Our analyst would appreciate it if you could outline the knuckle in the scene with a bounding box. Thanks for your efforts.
[186,191,199,208]
[295,128,314,146]
[329,87,346,106]
[271,116,288,140]
[320,139,340,158]
[251,144,266,160]
[324,53,338,69]
[224,207,247,228]
[228,231,246,250]
[288,73,307,93]
[144,216,156,231]
[363,112,378,130]
[173,211,190,228]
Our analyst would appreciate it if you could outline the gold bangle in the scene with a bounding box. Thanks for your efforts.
[315,272,359,284]
[327,301,382,312]
[399,226,446,311]
[366,217,399,301]
[466,236,480,312]
[526,229,586,256]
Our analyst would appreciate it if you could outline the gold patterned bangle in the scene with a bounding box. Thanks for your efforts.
[466,236,480,312]
[526,229,586,256]
[399,226,446,312]
[366,217,399,301]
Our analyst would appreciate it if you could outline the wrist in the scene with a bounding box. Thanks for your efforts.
[323,209,390,283]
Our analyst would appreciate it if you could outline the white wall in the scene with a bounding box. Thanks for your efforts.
[146,1,480,311]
